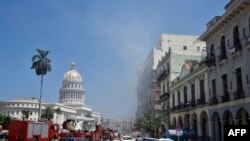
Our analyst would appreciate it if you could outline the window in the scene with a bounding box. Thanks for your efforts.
[197,46,200,52]
[200,79,205,101]
[210,44,215,60]
[233,25,241,51]
[247,75,249,84]
[222,74,228,96]
[183,46,187,50]
[167,80,169,92]
[208,44,215,66]
[243,28,246,38]
[163,82,165,93]
[191,84,195,101]
[211,79,216,97]
[220,35,227,60]
[172,94,175,107]
[177,91,180,105]
[235,67,243,92]
[183,86,188,104]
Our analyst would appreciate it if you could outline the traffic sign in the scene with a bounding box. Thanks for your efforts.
[176,125,182,136]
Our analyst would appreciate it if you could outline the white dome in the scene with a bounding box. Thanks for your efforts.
[63,62,82,82]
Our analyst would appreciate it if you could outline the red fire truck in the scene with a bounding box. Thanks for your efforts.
[7,119,59,141]
[58,119,104,141]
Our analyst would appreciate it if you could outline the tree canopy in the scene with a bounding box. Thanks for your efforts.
[22,110,32,120]
[0,114,12,128]
[133,111,169,138]
[31,48,51,76]
[41,107,54,121]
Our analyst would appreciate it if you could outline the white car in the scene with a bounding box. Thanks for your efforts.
[121,135,134,141]
[158,138,174,141]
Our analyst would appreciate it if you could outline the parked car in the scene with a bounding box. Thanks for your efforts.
[121,135,134,141]
[158,138,174,141]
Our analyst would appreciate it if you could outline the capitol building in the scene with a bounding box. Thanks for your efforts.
[0,62,101,125]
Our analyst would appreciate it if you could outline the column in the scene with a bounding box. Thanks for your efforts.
[208,120,214,141]
[220,120,226,141]
[197,119,202,141]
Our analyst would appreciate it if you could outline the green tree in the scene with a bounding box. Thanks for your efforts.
[22,110,32,120]
[133,111,169,138]
[31,48,51,120]
[0,114,12,128]
[41,107,54,121]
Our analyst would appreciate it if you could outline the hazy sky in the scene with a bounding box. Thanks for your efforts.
[0,0,228,119]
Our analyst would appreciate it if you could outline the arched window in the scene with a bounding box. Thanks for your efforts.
[209,44,215,59]
[233,25,241,51]
[208,44,215,66]
[220,35,227,60]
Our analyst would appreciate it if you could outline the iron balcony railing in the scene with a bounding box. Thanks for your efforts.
[160,92,170,100]
[221,93,230,103]
[197,98,206,105]
[203,56,216,67]
[209,97,219,105]
[233,89,244,100]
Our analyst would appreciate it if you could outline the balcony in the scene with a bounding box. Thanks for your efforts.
[160,92,170,100]
[209,97,219,105]
[197,98,206,105]
[157,70,169,81]
[221,93,230,103]
[203,56,215,68]
[230,43,242,58]
[244,35,250,48]
[217,53,227,65]
[189,99,196,107]
[233,89,244,100]
[175,105,181,111]
[170,107,176,112]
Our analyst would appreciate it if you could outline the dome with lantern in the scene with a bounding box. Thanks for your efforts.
[63,62,82,82]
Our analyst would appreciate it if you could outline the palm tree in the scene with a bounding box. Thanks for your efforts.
[31,48,51,120]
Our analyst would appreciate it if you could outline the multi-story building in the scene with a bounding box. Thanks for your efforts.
[137,47,164,117]
[156,35,206,116]
[137,34,206,118]
[0,62,101,125]
[169,61,210,140]
[199,0,250,141]
[168,1,250,141]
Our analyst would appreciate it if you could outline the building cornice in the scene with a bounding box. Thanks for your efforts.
[200,0,250,41]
